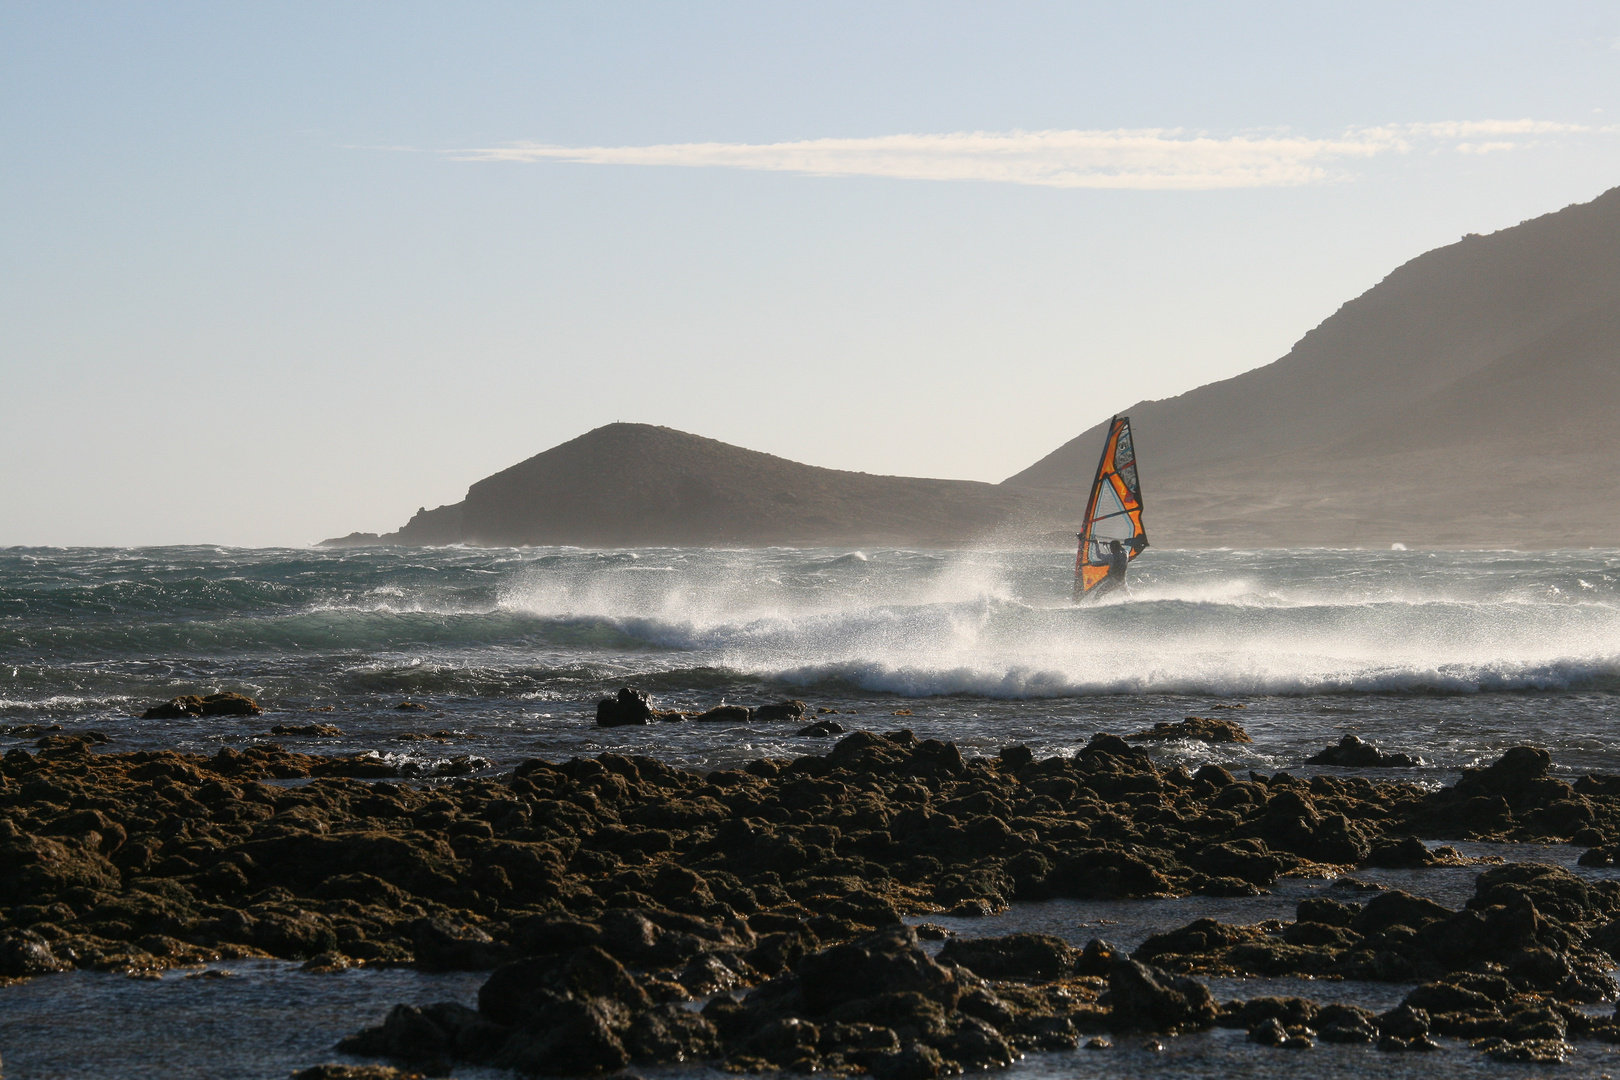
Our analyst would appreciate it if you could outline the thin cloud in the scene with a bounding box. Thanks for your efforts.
[452,120,1608,190]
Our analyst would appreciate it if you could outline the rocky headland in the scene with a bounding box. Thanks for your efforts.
[7,711,1620,1074]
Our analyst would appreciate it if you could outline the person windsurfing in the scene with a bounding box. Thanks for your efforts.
[1073,416,1148,603]
[1085,537,1142,600]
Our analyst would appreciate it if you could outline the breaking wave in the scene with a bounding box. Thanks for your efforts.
[1,544,1618,706]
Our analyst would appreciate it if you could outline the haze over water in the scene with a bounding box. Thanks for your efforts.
[4,545,1617,778]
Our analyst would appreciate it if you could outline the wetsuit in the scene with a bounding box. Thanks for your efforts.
[1081,544,1131,601]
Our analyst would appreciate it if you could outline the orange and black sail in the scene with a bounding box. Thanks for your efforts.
[1074,416,1148,601]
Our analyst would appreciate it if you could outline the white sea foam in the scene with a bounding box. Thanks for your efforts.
[0,694,134,711]
[492,546,1620,698]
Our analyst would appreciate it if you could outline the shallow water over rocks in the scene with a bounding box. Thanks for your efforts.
[5,841,1619,1079]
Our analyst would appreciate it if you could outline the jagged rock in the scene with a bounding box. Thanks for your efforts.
[141,692,261,719]
[867,1043,946,1080]
[1247,1016,1313,1048]
[0,930,72,976]
[1307,735,1419,768]
[270,723,344,737]
[0,823,121,906]
[694,705,751,723]
[1404,980,1497,1014]
[1315,1004,1378,1043]
[623,1003,719,1063]
[1480,1037,1574,1063]
[1351,889,1453,935]
[1106,959,1216,1032]
[1189,839,1292,886]
[1455,746,1555,801]
[1366,835,1441,867]
[15,726,1620,1076]
[1378,1004,1430,1041]
[493,997,631,1074]
[412,916,505,971]
[938,933,1077,981]
[4,723,61,736]
[341,1000,508,1066]
[477,947,650,1027]
[1135,918,1264,963]
[753,700,808,723]
[1127,717,1251,743]
[798,925,959,1014]
[596,688,658,727]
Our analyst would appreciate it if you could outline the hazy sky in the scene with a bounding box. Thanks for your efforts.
[5,2,1620,546]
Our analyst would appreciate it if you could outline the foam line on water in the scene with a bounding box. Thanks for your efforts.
[3,544,1619,705]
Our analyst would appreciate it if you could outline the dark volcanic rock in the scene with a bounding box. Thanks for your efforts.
[1307,734,1420,768]
[1106,959,1217,1032]
[271,723,344,737]
[798,925,959,1014]
[754,700,809,723]
[694,705,752,723]
[596,688,658,727]
[938,933,1078,981]
[1127,717,1251,743]
[1,930,73,976]
[141,692,262,719]
[413,917,505,971]
[16,722,1620,1075]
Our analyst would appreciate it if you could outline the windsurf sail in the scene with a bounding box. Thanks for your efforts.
[1074,415,1148,601]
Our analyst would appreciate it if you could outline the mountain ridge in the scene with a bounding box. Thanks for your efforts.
[324,185,1620,550]
[322,423,1072,549]
[1002,184,1620,548]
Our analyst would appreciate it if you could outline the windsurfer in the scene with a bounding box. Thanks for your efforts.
[1109,539,1129,582]
[1081,536,1147,602]
[1072,415,1148,603]
[1087,540,1130,599]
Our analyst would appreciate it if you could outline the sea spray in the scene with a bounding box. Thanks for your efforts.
[0,544,1616,774]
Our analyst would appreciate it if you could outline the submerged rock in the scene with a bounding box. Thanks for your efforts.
[270,723,344,737]
[694,705,752,723]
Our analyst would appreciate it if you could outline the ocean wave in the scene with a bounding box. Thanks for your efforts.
[3,544,1619,715]
[750,654,1620,699]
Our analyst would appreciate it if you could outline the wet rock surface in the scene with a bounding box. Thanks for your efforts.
[1308,735,1421,768]
[141,693,262,720]
[596,687,811,728]
[1127,717,1252,744]
[6,726,1620,1072]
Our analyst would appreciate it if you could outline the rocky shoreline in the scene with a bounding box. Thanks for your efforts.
[7,708,1620,1075]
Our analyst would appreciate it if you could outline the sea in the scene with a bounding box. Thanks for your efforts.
[3,543,1620,1078]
